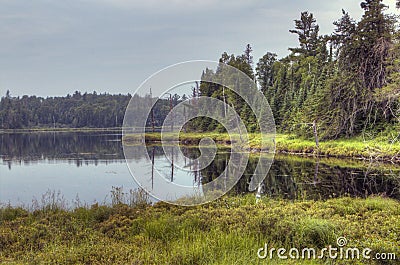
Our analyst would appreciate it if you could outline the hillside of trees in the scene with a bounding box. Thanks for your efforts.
[0,91,130,129]
[0,90,185,129]
[1,0,399,140]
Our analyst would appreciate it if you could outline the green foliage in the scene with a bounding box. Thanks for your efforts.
[256,52,277,97]
[186,45,258,133]
[0,206,28,222]
[255,1,398,139]
[186,0,400,140]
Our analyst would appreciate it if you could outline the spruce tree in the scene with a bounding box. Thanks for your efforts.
[289,11,320,57]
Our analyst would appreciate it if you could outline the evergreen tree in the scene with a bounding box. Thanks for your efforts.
[289,11,320,57]
[243,44,254,66]
[358,0,394,90]
[332,9,356,52]
[256,52,277,95]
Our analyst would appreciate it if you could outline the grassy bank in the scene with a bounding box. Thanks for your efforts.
[1,193,399,264]
[123,132,400,162]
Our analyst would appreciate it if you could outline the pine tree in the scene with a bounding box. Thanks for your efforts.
[243,44,253,66]
[289,11,320,57]
[377,30,400,124]
[256,52,277,95]
[358,0,394,90]
[332,9,356,51]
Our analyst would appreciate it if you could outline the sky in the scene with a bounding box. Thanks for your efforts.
[0,0,399,97]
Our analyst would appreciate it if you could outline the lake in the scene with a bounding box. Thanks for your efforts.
[1,131,399,207]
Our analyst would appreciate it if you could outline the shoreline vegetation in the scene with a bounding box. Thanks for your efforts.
[0,189,398,264]
[123,132,400,162]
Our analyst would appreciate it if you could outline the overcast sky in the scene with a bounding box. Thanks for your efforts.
[1,0,399,97]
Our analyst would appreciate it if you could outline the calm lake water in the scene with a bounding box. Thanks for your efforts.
[1,131,399,206]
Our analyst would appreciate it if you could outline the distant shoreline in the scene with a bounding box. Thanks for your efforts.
[1,129,399,162]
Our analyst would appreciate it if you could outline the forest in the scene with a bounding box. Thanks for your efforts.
[189,0,400,139]
[1,0,399,140]
[0,91,183,129]
[0,91,130,129]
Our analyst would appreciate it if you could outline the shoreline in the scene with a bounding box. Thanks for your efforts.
[123,132,400,163]
[1,128,399,162]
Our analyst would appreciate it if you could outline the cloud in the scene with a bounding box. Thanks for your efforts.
[83,0,257,10]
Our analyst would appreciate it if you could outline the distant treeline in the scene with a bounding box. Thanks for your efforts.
[0,90,185,129]
[0,91,130,129]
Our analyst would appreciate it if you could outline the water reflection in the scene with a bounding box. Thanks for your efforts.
[1,132,124,168]
[138,145,400,201]
[1,132,400,205]
[241,155,400,200]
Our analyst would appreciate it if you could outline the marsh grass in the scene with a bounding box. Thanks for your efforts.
[31,190,69,212]
[275,134,400,160]
[0,188,399,264]
[109,186,150,207]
